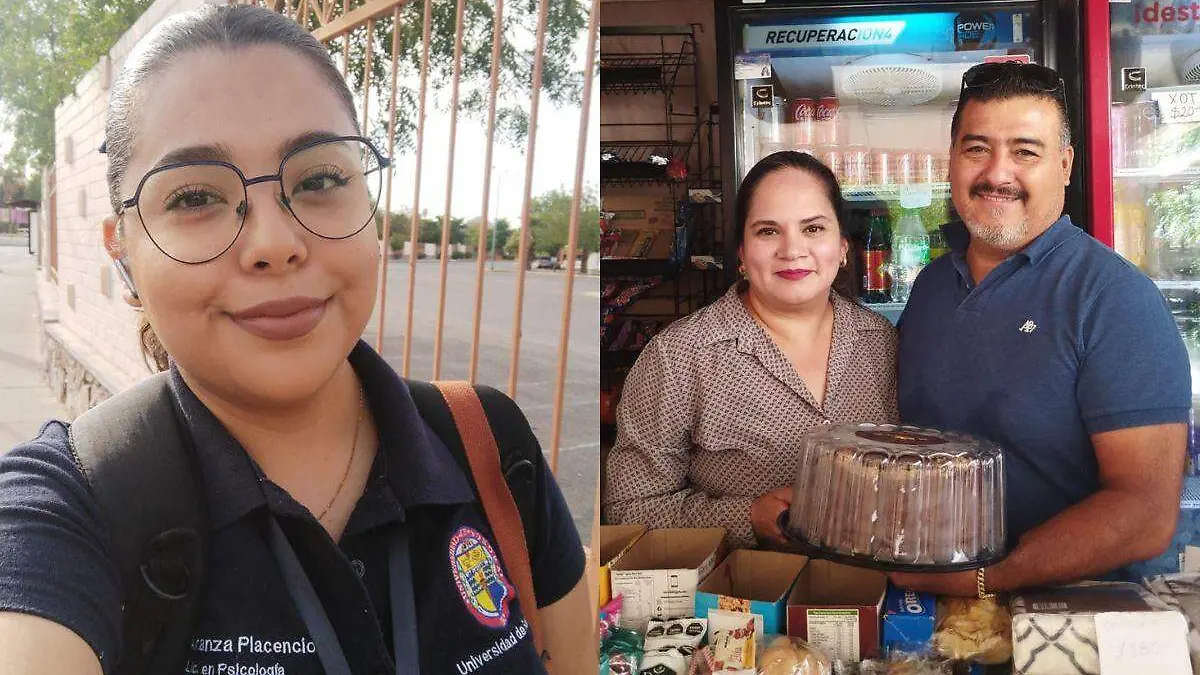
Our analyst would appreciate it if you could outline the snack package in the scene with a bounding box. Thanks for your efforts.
[601,596,624,642]
[758,635,833,675]
[1145,573,1200,675]
[711,617,757,674]
[645,618,708,651]
[858,652,955,675]
[933,597,1011,665]
[642,646,692,675]
[688,646,718,675]
[602,627,645,675]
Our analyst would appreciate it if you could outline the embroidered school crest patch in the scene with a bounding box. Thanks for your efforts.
[448,526,514,629]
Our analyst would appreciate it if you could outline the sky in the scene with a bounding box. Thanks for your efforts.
[379,24,600,225]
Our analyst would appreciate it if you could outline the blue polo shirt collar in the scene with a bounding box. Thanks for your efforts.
[943,215,1080,286]
[944,215,1079,265]
[166,340,475,531]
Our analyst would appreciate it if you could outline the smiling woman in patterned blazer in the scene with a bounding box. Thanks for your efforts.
[603,151,900,550]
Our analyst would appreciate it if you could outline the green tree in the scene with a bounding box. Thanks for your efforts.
[528,185,600,265]
[0,0,153,171]
[465,216,513,258]
[332,0,588,153]
[503,228,528,261]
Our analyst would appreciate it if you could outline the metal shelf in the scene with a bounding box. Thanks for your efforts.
[1114,167,1200,183]
[601,351,642,371]
[601,258,676,277]
[600,140,693,185]
[842,183,952,203]
[600,53,695,95]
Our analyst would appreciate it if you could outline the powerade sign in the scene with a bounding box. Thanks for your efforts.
[954,11,998,49]
[744,11,1031,56]
[748,21,905,49]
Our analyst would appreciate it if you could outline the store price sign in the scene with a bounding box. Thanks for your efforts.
[1150,88,1200,124]
[1095,611,1190,675]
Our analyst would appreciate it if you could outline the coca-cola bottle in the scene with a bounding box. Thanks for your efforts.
[861,210,892,304]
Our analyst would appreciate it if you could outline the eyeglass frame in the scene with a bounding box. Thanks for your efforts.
[117,134,392,265]
[959,62,1066,97]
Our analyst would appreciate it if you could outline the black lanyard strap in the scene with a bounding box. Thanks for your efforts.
[267,515,420,674]
[267,517,354,675]
[389,525,419,673]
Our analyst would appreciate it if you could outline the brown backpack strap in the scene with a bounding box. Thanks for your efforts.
[431,381,546,662]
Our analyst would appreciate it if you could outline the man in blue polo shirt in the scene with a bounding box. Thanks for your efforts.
[890,62,1191,597]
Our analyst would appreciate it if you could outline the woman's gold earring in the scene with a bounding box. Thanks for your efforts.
[738,262,746,277]
[841,255,848,268]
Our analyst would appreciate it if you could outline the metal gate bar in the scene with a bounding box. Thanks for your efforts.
[431,0,467,380]
[468,0,507,384]
[508,0,551,398]
[548,0,598,472]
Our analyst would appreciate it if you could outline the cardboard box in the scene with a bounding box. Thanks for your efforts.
[609,527,726,632]
[602,188,676,230]
[695,549,809,637]
[602,188,676,258]
[598,524,647,608]
[786,560,888,663]
[882,586,936,654]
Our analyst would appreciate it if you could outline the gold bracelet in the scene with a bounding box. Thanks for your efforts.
[977,567,996,600]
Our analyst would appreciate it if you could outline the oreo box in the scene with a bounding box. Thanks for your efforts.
[882,585,936,654]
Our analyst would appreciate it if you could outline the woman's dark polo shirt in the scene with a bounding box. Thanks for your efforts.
[0,342,585,674]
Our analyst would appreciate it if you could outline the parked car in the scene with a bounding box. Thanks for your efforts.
[534,256,561,270]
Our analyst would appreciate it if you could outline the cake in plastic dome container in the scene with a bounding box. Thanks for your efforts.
[782,423,1006,572]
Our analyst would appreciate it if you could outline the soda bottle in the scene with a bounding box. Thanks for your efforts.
[927,224,948,261]
[861,210,892,303]
[891,209,930,303]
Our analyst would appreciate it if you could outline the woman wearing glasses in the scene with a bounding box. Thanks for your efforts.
[0,5,591,674]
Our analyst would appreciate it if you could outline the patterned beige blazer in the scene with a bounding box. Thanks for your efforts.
[603,286,900,549]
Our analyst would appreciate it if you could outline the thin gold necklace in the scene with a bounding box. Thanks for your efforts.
[316,384,365,522]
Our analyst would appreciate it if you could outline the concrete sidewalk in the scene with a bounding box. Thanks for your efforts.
[0,247,67,450]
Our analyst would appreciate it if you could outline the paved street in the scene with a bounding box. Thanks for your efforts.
[365,259,599,539]
[0,242,600,541]
[0,245,67,449]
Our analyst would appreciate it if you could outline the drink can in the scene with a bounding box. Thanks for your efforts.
[758,140,786,162]
[820,148,844,183]
[844,145,869,186]
[788,97,816,146]
[915,152,936,184]
[872,149,893,186]
[759,96,784,143]
[1111,104,1128,170]
[816,96,842,146]
[894,150,915,185]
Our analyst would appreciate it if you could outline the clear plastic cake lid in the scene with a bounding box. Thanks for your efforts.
[782,423,1007,572]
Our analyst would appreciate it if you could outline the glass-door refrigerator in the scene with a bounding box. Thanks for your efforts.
[1086,0,1200,549]
[715,0,1085,323]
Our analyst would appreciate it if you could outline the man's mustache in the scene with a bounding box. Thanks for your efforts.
[970,183,1026,200]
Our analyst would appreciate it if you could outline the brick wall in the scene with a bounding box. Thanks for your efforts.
[45,0,219,410]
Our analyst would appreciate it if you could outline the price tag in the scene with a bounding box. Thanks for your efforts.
[898,184,934,209]
[734,53,772,80]
[1150,88,1200,124]
[1095,611,1190,675]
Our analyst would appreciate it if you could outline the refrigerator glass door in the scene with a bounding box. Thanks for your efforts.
[1109,3,1200,471]
[727,4,1042,319]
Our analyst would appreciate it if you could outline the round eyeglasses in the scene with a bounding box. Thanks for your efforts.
[119,135,391,264]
